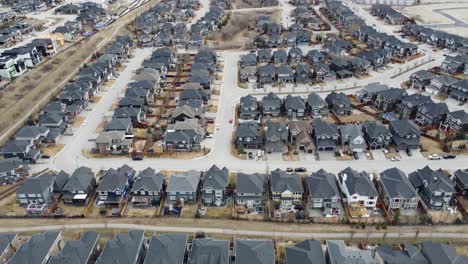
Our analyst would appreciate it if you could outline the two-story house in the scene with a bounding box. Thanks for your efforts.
[389,119,420,151]
[372,88,408,112]
[414,102,449,127]
[453,169,468,196]
[312,119,339,151]
[271,169,303,209]
[48,232,100,264]
[16,173,66,206]
[378,167,419,211]
[306,93,328,118]
[337,167,378,217]
[130,167,165,207]
[95,131,132,155]
[284,95,306,119]
[307,169,341,216]
[440,110,468,133]
[8,231,62,264]
[96,165,135,207]
[201,165,229,207]
[262,92,282,117]
[361,121,391,150]
[96,230,145,264]
[236,122,264,151]
[235,173,266,211]
[396,93,432,119]
[239,95,260,121]
[61,166,96,205]
[325,92,352,116]
[265,121,288,154]
[166,170,201,205]
[409,166,455,209]
[338,124,366,153]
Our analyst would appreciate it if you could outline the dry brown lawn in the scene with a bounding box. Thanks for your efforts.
[57,201,85,217]
[134,140,147,152]
[206,124,215,134]
[456,246,468,257]
[283,153,299,161]
[72,116,85,128]
[208,105,218,113]
[40,144,65,156]
[133,128,147,138]
[339,113,376,123]
[85,206,111,218]
[126,207,158,218]
[232,0,279,9]
[96,121,107,133]
[91,96,102,103]
[428,209,462,224]
[336,153,353,161]
[0,193,26,217]
[420,137,445,157]
[181,204,198,218]
[203,206,233,219]
[81,149,128,158]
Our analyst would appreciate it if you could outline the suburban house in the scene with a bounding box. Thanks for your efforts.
[326,240,374,264]
[325,92,352,116]
[8,231,62,264]
[427,75,458,96]
[421,241,468,264]
[144,234,188,264]
[96,165,135,207]
[164,119,204,152]
[265,121,289,154]
[306,93,329,118]
[96,230,145,264]
[61,166,96,205]
[453,169,468,196]
[312,119,339,151]
[414,102,449,127]
[235,122,264,151]
[375,245,428,264]
[288,121,314,153]
[235,239,275,264]
[372,88,408,112]
[307,169,341,216]
[0,157,28,184]
[448,79,468,102]
[337,167,378,217]
[378,167,420,211]
[338,124,366,153]
[409,166,456,209]
[396,93,432,119]
[284,95,306,119]
[285,240,326,264]
[14,125,49,145]
[189,238,230,264]
[361,121,391,150]
[262,92,282,117]
[48,232,100,264]
[16,173,66,206]
[166,170,201,205]
[130,167,165,207]
[235,173,266,211]
[389,119,420,151]
[440,110,468,133]
[201,165,229,207]
[270,169,303,209]
[239,95,260,121]
[356,82,389,103]
[105,118,133,135]
[95,131,132,155]
[1,139,41,163]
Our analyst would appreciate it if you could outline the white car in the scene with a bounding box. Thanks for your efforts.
[390,157,400,161]
[216,124,220,130]
[428,154,441,160]
[82,120,88,126]
[383,149,389,154]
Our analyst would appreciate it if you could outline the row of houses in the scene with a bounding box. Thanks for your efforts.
[402,24,468,54]
[0,35,134,163]
[370,4,409,25]
[5,229,464,264]
[291,5,326,31]
[0,21,34,47]
[55,2,108,27]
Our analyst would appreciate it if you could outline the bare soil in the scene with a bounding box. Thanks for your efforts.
[40,144,65,156]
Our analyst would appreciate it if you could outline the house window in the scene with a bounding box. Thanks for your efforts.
[433,191,442,197]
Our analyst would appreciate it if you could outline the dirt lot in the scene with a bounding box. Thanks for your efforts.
[206,9,281,48]
[429,209,462,224]
[339,110,376,123]
[56,201,85,217]
[420,136,445,157]
[126,207,158,218]
[202,206,233,219]
[72,116,85,128]
[0,193,26,217]
[40,144,65,157]
[232,0,279,9]
[0,0,159,146]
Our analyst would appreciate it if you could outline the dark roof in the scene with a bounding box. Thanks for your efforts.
[236,173,265,194]
[96,230,145,264]
[375,245,428,264]
[271,169,303,193]
[409,166,455,193]
[48,232,100,264]
[307,169,339,199]
[131,167,164,193]
[235,239,275,264]
[339,167,378,197]
[380,167,418,199]
[188,238,230,264]
[312,119,338,136]
[285,240,325,264]
[62,166,94,192]
[203,165,229,190]
[421,241,468,264]
[144,234,187,264]
[9,231,60,264]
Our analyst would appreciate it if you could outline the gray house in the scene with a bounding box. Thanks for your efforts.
[235,173,266,211]
[326,240,374,264]
[0,157,28,184]
[201,165,229,207]
[235,239,275,264]
[306,93,328,118]
[409,166,455,209]
[271,169,303,208]
[378,167,419,211]
[361,121,391,150]
[262,92,282,117]
[16,173,62,206]
[414,102,449,127]
[421,241,468,264]
[130,168,165,207]
[9,231,62,264]
[375,245,428,264]
[284,95,306,119]
[236,122,264,151]
[61,166,96,205]
[389,119,420,151]
[96,165,135,207]
[144,234,188,264]
[239,95,260,121]
[96,230,145,264]
[0,233,19,264]
[188,238,230,264]
[453,169,468,196]
[166,170,201,205]
[396,93,432,119]
[285,240,325,264]
[338,124,366,153]
[325,92,352,116]
[312,119,339,151]
[307,169,341,216]
[265,120,288,153]
[48,232,100,264]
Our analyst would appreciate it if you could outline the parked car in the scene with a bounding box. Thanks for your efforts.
[229,119,233,123]
[406,149,412,156]
[428,154,441,160]
[216,124,220,130]
[41,155,50,159]
[132,155,143,161]
[286,168,294,172]
[390,157,400,161]
[294,167,307,172]
[353,152,359,160]
[443,154,456,159]
[205,133,213,138]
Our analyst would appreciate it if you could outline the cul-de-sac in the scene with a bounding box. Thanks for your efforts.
[0,0,467,263]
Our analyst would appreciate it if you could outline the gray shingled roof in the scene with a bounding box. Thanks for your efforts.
[454,169,468,188]
[188,238,230,264]
[307,169,339,200]
[166,170,200,193]
[422,241,468,264]
[48,232,100,264]
[236,173,265,194]
[307,93,327,108]
[285,240,325,264]
[17,173,55,196]
[9,231,60,264]
[312,119,338,137]
[271,169,303,193]
[326,240,374,264]
[409,166,455,193]
[284,95,305,110]
[62,166,94,193]
[235,239,275,264]
[105,118,132,131]
[380,167,418,199]
[203,165,229,190]
[375,245,428,264]
[96,230,145,264]
[339,167,378,197]
[0,157,22,173]
[131,167,164,193]
[96,165,135,192]
[0,233,17,258]
[362,121,390,139]
[390,119,420,137]
[144,234,187,264]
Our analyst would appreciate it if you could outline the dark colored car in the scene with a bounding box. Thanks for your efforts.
[294,167,307,172]
[406,149,412,156]
[443,154,456,159]
[286,168,294,172]
[132,155,143,161]
[41,155,50,159]
[353,152,359,160]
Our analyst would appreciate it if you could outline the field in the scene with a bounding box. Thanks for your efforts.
[202,206,233,219]
[206,10,281,49]
[56,201,85,217]
[40,144,65,157]
[125,207,158,218]
[420,136,445,157]
[0,193,26,217]
[231,0,278,9]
